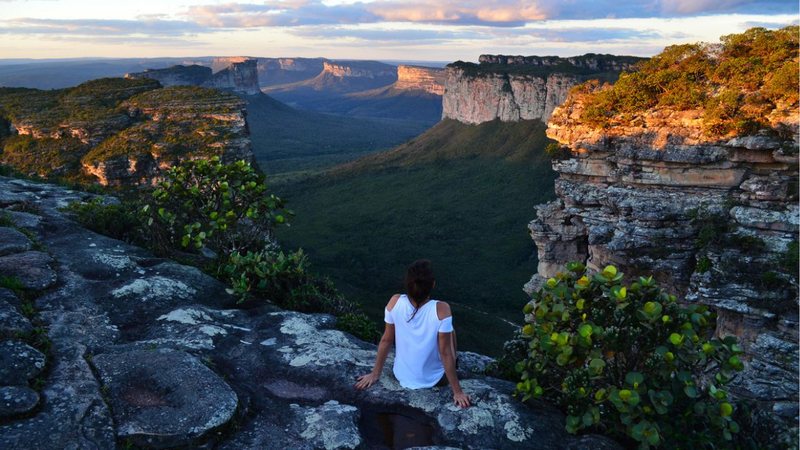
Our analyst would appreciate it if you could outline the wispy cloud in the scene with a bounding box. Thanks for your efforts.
[182,0,799,28]
[1,17,204,36]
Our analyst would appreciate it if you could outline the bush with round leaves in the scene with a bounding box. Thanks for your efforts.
[143,157,289,257]
[516,262,744,449]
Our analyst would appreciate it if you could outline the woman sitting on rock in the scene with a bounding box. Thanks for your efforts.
[354,259,471,408]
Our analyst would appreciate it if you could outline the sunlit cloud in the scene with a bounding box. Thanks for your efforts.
[0,0,796,59]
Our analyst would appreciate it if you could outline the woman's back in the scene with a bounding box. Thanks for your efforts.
[387,294,447,389]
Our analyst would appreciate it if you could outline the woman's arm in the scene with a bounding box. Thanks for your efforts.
[355,295,399,390]
[437,302,470,408]
[355,323,394,390]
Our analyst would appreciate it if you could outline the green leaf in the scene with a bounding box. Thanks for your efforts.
[602,265,617,278]
[720,402,733,417]
[669,333,684,346]
[589,358,605,374]
[578,324,593,338]
[684,385,698,398]
[625,372,644,388]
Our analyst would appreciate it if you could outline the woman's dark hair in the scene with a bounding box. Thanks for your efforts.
[405,259,435,321]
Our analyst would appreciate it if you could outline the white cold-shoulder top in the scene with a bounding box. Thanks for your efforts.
[384,294,454,389]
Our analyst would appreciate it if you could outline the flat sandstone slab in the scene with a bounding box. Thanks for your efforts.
[92,348,238,449]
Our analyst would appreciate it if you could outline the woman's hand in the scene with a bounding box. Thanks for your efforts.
[453,390,471,408]
[354,372,380,390]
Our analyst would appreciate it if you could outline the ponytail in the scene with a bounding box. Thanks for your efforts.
[405,259,435,322]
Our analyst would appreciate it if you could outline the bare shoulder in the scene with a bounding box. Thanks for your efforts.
[436,301,452,320]
[386,294,402,311]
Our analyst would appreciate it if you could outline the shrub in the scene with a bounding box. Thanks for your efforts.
[64,197,142,243]
[336,313,381,343]
[516,262,744,448]
[222,249,349,313]
[222,248,379,341]
[143,157,288,257]
[576,26,799,137]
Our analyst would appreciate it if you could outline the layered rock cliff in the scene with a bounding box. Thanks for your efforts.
[256,57,326,87]
[527,29,799,426]
[394,65,445,95]
[443,68,576,124]
[127,57,261,96]
[321,61,396,79]
[442,54,644,125]
[0,177,620,450]
[0,79,253,186]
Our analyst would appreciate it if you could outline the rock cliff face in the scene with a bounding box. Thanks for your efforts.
[0,177,620,450]
[256,58,326,87]
[442,54,643,125]
[394,65,445,95]
[528,86,799,415]
[206,57,261,95]
[0,79,253,186]
[442,68,576,124]
[81,89,251,186]
[127,57,261,96]
[321,61,396,79]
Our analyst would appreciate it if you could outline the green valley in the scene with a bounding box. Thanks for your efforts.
[246,93,432,181]
[275,119,558,355]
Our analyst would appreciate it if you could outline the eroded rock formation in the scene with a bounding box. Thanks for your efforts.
[126,57,261,96]
[443,69,576,124]
[395,65,445,95]
[0,79,253,186]
[0,177,619,449]
[528,86,799,418]
[256,58,326,87]
[321,61,396,79]
[442,54,644,125]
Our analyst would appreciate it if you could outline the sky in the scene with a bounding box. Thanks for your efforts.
[0,0,797,61]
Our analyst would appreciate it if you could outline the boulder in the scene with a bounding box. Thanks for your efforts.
[0,385,39,417]
[0,251,56,291]
[0,297,32,338]
[0,227,32,256]
[91,348,238,449]
[0,340,45,385]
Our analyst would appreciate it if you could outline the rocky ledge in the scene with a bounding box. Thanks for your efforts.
[0,176,617,449]
[529,87,799,418]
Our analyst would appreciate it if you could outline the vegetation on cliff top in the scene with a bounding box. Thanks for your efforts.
[0,79,245,182]
[449,53,645,80]
[575,26,799,137]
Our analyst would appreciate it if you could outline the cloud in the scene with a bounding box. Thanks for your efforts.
[291,26,478,43]
[1,17,204,36]
[180,0,799,29]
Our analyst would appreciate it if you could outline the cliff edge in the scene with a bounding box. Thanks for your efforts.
[528,27,799,424]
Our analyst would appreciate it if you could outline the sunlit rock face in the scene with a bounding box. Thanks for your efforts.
[395,65,446,95]
[528,81,799,414]
[442,69,575,124]
[442,54,642,125]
